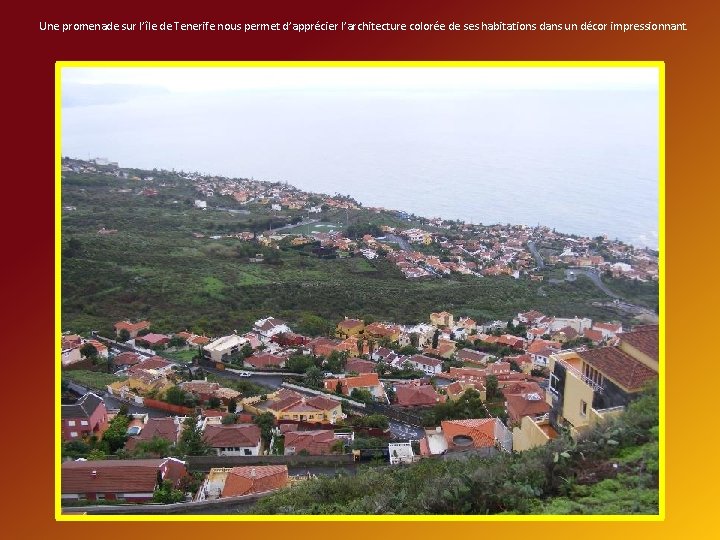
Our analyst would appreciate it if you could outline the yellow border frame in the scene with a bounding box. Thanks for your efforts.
[55,60,665,522]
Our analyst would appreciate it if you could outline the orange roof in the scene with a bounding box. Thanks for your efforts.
[578,347,657,392]
[583,329,604,342]
[337,319,364,330]
[306,395,342,411]
[221,466,289,497]
[441,419,497,449]
[114,320,150,332]
[342,373,379,389]
[619,325,658,361]
[395,384,443,406]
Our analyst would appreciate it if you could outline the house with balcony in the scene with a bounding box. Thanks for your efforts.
[546,325,658,438]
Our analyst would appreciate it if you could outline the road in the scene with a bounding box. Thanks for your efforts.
[384,233,412,251]
[527,241,544,269]
[569,267,620,299]
[94,338,428,438]
[388,420,425,440]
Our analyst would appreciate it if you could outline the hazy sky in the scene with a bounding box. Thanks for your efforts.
[62,66,658,96]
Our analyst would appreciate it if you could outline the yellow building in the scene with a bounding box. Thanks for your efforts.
[335,318,365,339]
[546,325,658,439]
[430,311,454,328]
[512,416,558,452]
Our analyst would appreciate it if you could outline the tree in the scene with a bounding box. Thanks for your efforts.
[286,354,315,373]
[305,366,324,389]
[228,398,238,413]
[335,380,344,395]
[177,415,211,456]
[297,313,332,337]
[350,388,373,403]
[325,350,347,373]
[222,413,238,425]
[87,448,106,460]
[80,343,98,359]
[134,436,173,458]
[102,414,130,454]
[410,333,420,349]
[165,385,186,406]
[253,412,275,449]
[208,396,221,409]
[118,328,131,343]
[241,343,254,358]
[331,439,345,454]
[63,237,83,258]
[152,479,185,504]
[486,375,499,400]
[432,329,440,349]
[168,336,187,348]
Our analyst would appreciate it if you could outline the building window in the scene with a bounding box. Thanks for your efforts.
[96,494,105,501]
[70,431,78,438]
[580,400,588,417]
[68,420,76,426]
[549,373,559,393]
[80,420,89,426]
[244,449,252,455]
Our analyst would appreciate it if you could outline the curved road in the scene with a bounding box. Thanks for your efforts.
[527,241,544,269]
[569,267,621,299]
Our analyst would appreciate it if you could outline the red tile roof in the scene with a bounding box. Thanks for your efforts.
[441,419,497,449]
[395,384,443,406]
[125,418,180,451]
[203,424,261,448]
[457,349,488,364]
[268,395,303,412]
[62,458,186,494]
[324,373,381,394]
[245,353,285,369]
[345,358,376,374]
[505,393,550,423]
[113,352,141,366]
[221,465,289,497]
[409,354,443,367]
[305,395,342,411]
[114,320,150,332]
[129,356,172,373]
[337,319,364,330]
[578,347,657,391]
[137,333,169,345]
[620,325,659,362]
[583,329,604,343]
[284,430,336,455]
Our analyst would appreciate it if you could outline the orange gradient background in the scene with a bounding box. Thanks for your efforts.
[5,0,717,538]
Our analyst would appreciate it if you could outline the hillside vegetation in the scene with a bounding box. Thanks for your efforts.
[62,169,635,336]
[250,386,659,515]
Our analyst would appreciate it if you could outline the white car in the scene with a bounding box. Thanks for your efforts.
[238,371,252,378]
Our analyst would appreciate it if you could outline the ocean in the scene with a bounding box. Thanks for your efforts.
[62,87,659,249]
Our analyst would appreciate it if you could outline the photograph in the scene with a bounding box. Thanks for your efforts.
[58,64,661,517]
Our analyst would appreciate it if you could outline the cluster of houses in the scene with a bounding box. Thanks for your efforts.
[61,300,658,507]
[64,157,657,283]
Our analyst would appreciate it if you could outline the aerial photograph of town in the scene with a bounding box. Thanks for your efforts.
[58,65,661,516]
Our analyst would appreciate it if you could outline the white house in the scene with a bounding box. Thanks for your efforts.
[203,334,248,363]
[407,354,443,375]
[203,424,262,456]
